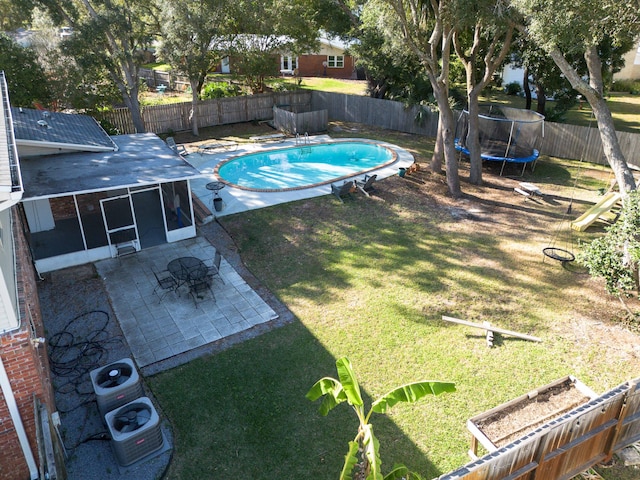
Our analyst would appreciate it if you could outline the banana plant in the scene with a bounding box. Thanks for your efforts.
[306,357,456,480]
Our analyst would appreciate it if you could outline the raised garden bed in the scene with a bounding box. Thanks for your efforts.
[467,376,598,458]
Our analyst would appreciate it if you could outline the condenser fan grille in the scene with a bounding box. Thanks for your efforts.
[114,406,152,433]
[96,363,133,388]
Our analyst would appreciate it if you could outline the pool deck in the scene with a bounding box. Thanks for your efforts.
[186,135,415,218]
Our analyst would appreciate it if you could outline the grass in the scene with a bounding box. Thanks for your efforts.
[147,125,638,479]
[294,76,367,95]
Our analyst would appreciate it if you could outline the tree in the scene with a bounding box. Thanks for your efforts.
[452,0,515,185]
[157,0,233,136]
[0,0,35,30]
[35,0,159,133]
[578,190,640,317]
[0,34,52,107]
[380,0,461,197]
[228,0,321,93]
[307,357,455,480]
[25,8,120,113]
[512,0,639,194]
[349,16,433,101]
[510,36,574,116]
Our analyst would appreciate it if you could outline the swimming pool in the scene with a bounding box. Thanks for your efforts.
[215,140,397,191]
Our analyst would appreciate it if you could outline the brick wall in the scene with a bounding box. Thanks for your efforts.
[298,55,355,79]
[0,207,57,480]
[49,196,76,221]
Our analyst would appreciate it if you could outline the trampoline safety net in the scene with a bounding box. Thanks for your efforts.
[455,105,544,161]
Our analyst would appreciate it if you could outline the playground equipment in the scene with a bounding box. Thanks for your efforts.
[570,191,621,232]
[455,105,545,176]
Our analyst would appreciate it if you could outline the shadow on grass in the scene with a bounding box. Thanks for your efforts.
[148,321,445,479]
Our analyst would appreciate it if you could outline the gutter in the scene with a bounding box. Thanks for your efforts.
[0,355,38,479]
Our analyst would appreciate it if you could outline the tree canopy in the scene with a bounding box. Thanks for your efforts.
[0,34,52,107]
[513,0,640,193]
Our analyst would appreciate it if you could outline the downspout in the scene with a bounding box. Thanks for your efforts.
[0,355,39,479]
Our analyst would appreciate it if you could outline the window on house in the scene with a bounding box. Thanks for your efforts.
[327,55,344,68]
[280,56,298,72]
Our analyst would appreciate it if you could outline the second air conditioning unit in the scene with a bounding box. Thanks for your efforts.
[105,397,164,467]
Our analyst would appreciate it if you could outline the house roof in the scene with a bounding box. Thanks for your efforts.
[12,107,117,155]
[21,133,202,200]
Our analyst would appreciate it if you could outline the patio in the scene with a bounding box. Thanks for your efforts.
[95,236,278,370]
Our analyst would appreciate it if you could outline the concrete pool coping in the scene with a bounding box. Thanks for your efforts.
[186,135,415,218]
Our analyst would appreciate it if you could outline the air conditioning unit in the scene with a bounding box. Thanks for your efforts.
[105,397,164,467]
[90,358,143,416]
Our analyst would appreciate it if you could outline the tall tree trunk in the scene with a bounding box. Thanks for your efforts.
[190,79,199,137]
[548,46,636,194]
[466,90,483,185]
[523,67,532,110]
[113,76,145,133]
[431,117,444,173]
[436,95,461,197]
[535,84,546,115]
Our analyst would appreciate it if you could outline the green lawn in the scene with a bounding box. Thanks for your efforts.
[147,128,636,479]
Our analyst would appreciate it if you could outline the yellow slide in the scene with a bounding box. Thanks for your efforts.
[571,192,622,232]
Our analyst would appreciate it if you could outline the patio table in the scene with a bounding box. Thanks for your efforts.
[167,257,208,287]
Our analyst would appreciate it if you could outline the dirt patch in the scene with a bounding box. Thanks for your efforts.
[473,381,592,448]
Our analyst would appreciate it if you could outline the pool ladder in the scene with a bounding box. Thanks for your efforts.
[295,132,310,145]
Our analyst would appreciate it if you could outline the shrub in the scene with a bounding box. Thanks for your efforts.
[578,190,640,316]
[504,81,522,96]
[610,79,640,94]
[200,81,240,99]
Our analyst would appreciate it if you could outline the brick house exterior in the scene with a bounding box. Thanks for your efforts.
[289,36,356,79]
[215,35,357,80]
[0,209,56,480]
[0,71,58,480]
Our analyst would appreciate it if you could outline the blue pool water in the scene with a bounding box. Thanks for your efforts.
[216,141,396,191]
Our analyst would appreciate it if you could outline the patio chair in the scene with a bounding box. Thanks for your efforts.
[205,251,225,284]
[355,174,377,197]
[331,180,355,203]
[166,136,188,156]
[189,278,214,306]
[153,270,178,301]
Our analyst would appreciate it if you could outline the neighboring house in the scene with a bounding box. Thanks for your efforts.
[214,35,357,80]
[613,41,640,81]
[0,72,58,480]
[13,108,202,274]
[280,36,357,79]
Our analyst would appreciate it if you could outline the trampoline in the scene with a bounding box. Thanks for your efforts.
[455,105,544,176]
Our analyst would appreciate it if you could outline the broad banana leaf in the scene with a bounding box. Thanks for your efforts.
[306,377,348,416]
[339,440,360,480]
[372,381,456,414]
[383,464,410,480]
[336,357,364,407]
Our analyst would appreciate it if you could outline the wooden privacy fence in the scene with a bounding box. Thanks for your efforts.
[312,91,440,138]
[311,92,640,169]
[102,89,640,168]
[435,378,640,480]
[101,91,312,135]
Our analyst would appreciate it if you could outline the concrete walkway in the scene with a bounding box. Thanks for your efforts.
[95,237,278,369]
[185,135,415,218]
